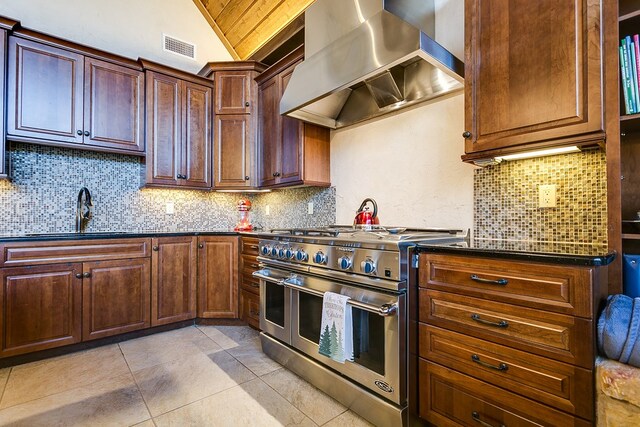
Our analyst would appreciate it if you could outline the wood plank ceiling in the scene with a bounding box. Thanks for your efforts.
[193,0,315,60]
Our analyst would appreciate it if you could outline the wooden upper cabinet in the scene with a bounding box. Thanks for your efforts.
[6,33,144,155]
[84,57,144,152]
[214,71,252,114]
[215,114,252,187]
[463,0,604,159]
[0,263,82,357]
[0,19,18,179]
[256,47,330,188]
[151,236,197,326]
[142,63,213,190]
[197,236,239,319]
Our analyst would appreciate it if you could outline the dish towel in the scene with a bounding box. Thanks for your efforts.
[598,294,640,367]
[319,292,354,363]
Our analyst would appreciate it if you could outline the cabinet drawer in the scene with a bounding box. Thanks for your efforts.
[0,238,151,267]
[419,254,593,317]
[241,238,259,256]
[241,272,261,295]
[420,324,593,419]
[241,254,260,274]
[419,360,590,427]
[240,289,260,329]
[419,289,593,368]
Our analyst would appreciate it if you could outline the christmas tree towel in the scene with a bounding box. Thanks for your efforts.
[319,292,353,363]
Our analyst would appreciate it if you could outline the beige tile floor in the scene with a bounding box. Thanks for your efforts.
[0,325,374,427]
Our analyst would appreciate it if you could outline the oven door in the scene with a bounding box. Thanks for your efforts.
[285,274,405,405]
[254,268,291,345]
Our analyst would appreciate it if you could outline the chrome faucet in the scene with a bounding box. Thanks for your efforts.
[75,187,93,233]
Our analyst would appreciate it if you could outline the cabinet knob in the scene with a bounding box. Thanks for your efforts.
[462,131,472,139]
[245,176,250,181]
[245,101,250,107]
[84,131,90,137]
[152,245,159,251]
[83,272,91,278]
[198,243,204,249]
[177,174,187,179]
[75,273,83,279]
[77,130,83,136]
[274,172,281,177]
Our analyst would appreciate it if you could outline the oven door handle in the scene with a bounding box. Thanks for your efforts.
[283,279,398,317]
[253,270,285,285]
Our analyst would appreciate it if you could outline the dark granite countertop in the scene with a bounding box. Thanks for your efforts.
[0,230,241,243]
[416,239,615,267]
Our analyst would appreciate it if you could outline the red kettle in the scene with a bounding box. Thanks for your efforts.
[354,198,380,225]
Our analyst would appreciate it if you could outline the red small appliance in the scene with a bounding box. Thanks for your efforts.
[354,198,380,226]
[234,199,254,231]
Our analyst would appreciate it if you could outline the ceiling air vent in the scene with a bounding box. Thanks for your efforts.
[163,34,196,59]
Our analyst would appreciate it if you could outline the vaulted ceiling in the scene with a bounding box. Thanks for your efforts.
[192,0,314,60]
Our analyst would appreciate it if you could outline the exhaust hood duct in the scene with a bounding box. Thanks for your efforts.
[280,0,464,129]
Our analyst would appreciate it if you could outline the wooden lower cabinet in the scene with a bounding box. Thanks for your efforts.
[0,263,82,357]
[197,236,239,318]
[240,289,260,329]
[151,236,197,326]
[82,258,151,341]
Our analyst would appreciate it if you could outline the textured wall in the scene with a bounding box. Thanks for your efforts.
[473,150,607,244]
[0,143,335,235]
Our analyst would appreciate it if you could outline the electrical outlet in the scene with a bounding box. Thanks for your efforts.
[165,202,175,214]
[265,205,270,216]
[539,184,556,208]
[308,202,314,215]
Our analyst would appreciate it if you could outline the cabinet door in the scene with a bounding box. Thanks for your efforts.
[258,76,279,187]
[0,29,7,178]
[465,0,603,154]
[240,289,260,329]
[0,263,82,357]
[182,81,212,188]
[84,57,144,152]
[151,236,197,326]
[278,65,303,185]
[145,71,181,186]
[7,36,84,144]
[198,236,239,318]
[214,71,251,114]
[82,258,151,341]
[214,114,252,188]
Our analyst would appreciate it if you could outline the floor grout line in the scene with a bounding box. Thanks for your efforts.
[0,367,12,408]
[118,342,154,423]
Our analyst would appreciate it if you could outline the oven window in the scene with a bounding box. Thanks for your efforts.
[352,308,385,375]
[264,281,285,327]
[298,292,323,342]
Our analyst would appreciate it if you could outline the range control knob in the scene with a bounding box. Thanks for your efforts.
[361,258,376,274]
[313,251,327,264]
[295,250,308,262]
[338,256,352,270]
[285,248,294,259]
[278,247,287,259]
[261,245,271,256]
[270,246,279,257]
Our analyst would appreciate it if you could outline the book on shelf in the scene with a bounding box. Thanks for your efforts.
[621,37,636,114]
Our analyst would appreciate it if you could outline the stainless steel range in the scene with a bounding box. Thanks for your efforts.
[253,226,467,427]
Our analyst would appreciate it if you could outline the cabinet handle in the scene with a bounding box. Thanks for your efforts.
[199,243,204,249]
[245,101,250,107]
[153,246,159,251]
[75,273,83,279]
[471,354,508,372]
[471,412,504,427]
[83,272,91,278]
[245,176,250,180]
[84,131,90,137]
[462,131,472,139]
[249,309,260,316]
[470,274,508,286]
[249,282,260,288]
[77,130,83,136]
[471,313,509,328]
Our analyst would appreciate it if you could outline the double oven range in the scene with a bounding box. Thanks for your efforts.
[253,226,466,427]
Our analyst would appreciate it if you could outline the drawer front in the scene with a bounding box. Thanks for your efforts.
[420,324,593,419]
[0,238,151,267]
[419,253,593,317]
[240,289,260,329]
[241,237,259,256]
[419,289,593,368]
[241,254,260,275]
[241,271,261,295]
[419,360,590,427]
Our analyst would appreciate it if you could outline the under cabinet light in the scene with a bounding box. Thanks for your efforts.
[215,189,272,193]
[495,146,581,161]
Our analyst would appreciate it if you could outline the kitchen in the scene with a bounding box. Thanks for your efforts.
[0,0,635,426]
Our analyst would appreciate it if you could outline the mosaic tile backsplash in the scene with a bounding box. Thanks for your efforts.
[473,150,607,244]
[0,143,335,235]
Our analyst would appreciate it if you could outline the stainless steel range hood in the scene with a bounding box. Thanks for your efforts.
[280,0,464,129]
